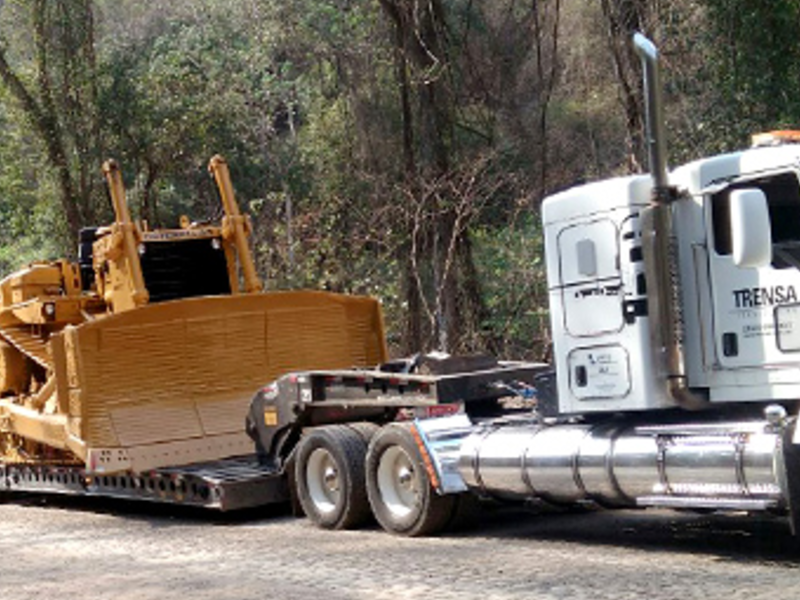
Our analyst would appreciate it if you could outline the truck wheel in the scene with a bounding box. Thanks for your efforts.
[294,425,371,530]
[366,423,455,536]
[347,421,380,444]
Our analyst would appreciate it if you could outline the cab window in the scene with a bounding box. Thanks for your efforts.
[712,171,800,269]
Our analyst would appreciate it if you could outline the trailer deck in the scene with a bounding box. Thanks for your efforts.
[0,455,287,511]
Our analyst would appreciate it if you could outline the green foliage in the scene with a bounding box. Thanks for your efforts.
[97,4,277,225]
[0,0,797,360]
[0,99,62,273]
[472,214,549,360]
[700,0,800,148]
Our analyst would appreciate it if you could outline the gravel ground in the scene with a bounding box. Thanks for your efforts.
[1,495,799,600]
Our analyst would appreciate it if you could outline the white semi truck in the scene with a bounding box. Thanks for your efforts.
[4,33,799,539]
[245,33,800,536]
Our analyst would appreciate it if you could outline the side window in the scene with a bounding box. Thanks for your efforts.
[711,172,800,268]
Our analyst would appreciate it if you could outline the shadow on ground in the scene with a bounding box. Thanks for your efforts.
[0,491,293,525]
[455,504,800,565]
[4,490,800,563]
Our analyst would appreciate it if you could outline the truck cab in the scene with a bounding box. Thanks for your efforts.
[673,145,800,403]
[543,142,800,416]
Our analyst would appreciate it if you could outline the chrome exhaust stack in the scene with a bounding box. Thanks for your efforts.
[633,33,669,193]
[632,33,705,408]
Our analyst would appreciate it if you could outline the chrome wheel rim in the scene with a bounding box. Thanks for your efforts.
[306,448,340,514]
[376,445,420,518]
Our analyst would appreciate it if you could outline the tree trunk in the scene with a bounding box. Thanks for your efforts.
[379,0,492,354]
[600,0,651,173]
[0,0,101,247]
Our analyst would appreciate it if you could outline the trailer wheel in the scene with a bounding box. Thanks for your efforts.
[366,423,455,536]
[347,421,380,444]
[294,425,371,530]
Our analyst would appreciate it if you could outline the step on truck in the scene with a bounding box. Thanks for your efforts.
[245,34,800,536]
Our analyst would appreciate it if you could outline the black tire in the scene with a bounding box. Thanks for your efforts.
[366,423,456,536]
[347,421,380,444]
[294,425,371,530]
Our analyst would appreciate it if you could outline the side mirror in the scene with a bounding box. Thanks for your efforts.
[730,188,772,268]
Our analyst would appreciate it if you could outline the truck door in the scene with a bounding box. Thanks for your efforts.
[706,170,800,370]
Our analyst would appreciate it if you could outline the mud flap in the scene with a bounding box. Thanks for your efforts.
[780,419,800,536]
[284,454,305,517]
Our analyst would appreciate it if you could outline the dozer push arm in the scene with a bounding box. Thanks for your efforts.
[102,159,150,308]
[208,155,263,294]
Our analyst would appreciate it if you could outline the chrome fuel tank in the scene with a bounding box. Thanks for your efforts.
[457,418,783,510]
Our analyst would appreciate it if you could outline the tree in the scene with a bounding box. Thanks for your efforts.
[0,0,103,246]
[598,0,652,173]
[376,0,564,354]
[3,0,780,363]
[700,0,800,148]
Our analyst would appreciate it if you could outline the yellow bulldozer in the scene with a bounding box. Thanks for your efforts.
[0,156,387,490]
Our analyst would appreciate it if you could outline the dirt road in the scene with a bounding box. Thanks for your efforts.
[1,496,799,600]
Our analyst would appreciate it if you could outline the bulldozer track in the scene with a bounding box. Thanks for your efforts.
[0,326,51,369]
